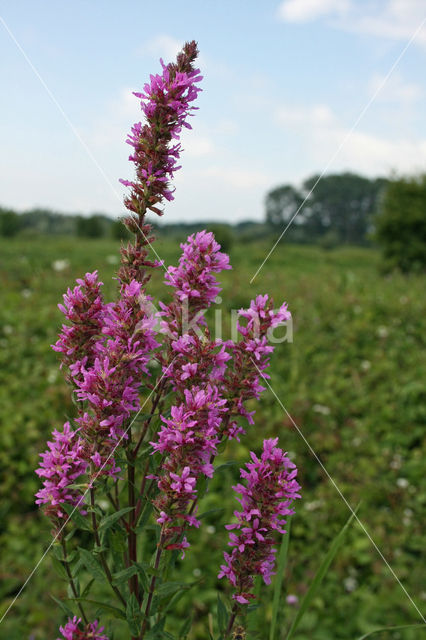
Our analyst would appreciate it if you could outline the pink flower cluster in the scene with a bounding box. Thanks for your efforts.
[148,230,293,558]
[35,422,87,519]
[58,616,108,640]
[36,275,158,519]
[74,280,158,451]
[165,230,230,307]
[120,40,202,216]
[151,385,227,554]
[52,271,105,382]
[159,230,231,339]
[223,295,291,430]
[218,438,301,604]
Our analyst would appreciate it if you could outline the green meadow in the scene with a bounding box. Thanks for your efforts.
[0,235,425,639]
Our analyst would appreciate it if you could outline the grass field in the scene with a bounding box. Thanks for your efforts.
[0,235,425,639]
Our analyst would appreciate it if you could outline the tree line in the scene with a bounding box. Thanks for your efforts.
[1,171,425,270]
[265,172,389,245]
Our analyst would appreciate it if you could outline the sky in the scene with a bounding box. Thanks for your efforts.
[0,0,425,223]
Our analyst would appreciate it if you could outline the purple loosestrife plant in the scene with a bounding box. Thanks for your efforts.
[58,617,109,640]
[219,439,301,630]
[35,41,300,639]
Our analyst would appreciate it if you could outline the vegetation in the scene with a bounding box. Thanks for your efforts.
[0,235,424,639]
[265,173,389,244]
[375,174,426,272]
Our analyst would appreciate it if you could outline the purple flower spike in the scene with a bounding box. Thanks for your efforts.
[52,271,106,381]
[35,422,87,521]
[218,438,301,604]
[121,40,202,218]
[58,616,109,640]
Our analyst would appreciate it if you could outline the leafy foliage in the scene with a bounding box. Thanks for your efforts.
[265,173,388,244]
[0,236,424,639]
[375,174,426,272]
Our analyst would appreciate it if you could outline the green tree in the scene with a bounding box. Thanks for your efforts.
[111,218,131,240]
[207,223,234,252]
[76,215,104,238]
[0,208,21,237]
[265,185,303,228]
[301,172,388,244]
[265,173,388,244]
[375,174,426,272]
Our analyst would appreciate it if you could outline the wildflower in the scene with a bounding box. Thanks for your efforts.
[35,422,87,521]
[222,295,291,430]
[120,40,202,217]
[159,230,231,338]
[150,385,227,552]
[73,280,158,469]
[118,41,202,288]
[52,271,106,381]
[58,616,109,640]
[218,438,301,604]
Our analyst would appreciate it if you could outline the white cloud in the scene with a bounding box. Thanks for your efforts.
[277,0,426,45]
[87,88,141,149]
[183,135,215,157]
[274,100,426,176]
[368,72,422,104]
[340,0,426,44]
[276,104,336,128]
[277,0,350,23]
[201,166,271,189]
[140,34,210,71]
[143,34,182,61]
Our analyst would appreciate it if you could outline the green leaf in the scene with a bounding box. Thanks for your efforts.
[286,506,359,640]
[135,503,154,533]
[196,474,209,500]
[198,507,225,521]
[80,578,95,598]
[71,558,84,579]
[217,594,228,634]
[357,624,426,639]
[51,556,69,580]
[109,529,127,571]
[126,592,141,635]
[78,547,104,581]
[112,564,138,585]
[156,581,186,600]
[135,562,149,592]
[178,614,193,639]
[146,629,175,640]
[214,461,236,473]
[61,503,91,531]
[270,517,291,640]
[51,543,65,562]
[50,594,74,618]
[162,582,198,616]
[71,598,126,620]
[99,506,134,532]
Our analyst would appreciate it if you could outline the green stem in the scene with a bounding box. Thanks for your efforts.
[133,379,166,457]
[60,536,88,624]
[224,604,239,638]
[139,532,165,638]
[127,429,139,605]
[89,485,127,608]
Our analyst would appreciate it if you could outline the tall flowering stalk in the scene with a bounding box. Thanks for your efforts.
[219,438,301,632]
[35,41,300,639]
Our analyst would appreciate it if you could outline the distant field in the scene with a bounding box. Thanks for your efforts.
[0,235,425,639]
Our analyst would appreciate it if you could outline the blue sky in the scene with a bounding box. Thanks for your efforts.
[0,0,425,222]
